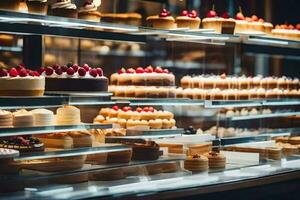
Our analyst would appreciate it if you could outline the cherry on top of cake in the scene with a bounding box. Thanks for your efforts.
[275,24,300,30]
[0,64,41,78]
[180,10,199,18]
[159,8,172,18]
[39,63,106,78]
[112,105,156,113]
[117,66,170,74]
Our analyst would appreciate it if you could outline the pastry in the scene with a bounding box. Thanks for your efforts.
[272,24,300,41]
[0,110,13,127]
[0,136,44,153]
[50,0,78,18]
[146,9,176,29]
[30,109,55,126]
[131,141,160,161]
[0,0,20,11]
[26,0,48,14]
[36,132,73,149]
[0,34,14,46]
[205,151,226,169]
[78,0,101,22]
[13,109,34,127]
[101,13,142,26]
[184,154,209,172]
[176,10,201,29]
[106,149,132,164]
[68,131,92,147]
[202,10,236,34]
[40,64,108,92]
[56,105,81,125]
[0,66,45,96]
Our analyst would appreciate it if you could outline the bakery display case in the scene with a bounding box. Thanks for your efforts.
[0,0,300,199]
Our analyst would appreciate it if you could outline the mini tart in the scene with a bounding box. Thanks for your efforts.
[146,15,176,29]
[202,17,236,34]
[204,151,226,169]
[176,16,201,29]
[184,154,208,172]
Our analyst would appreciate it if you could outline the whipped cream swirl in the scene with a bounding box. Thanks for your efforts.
[52,0,77,10]
[79,0,101,12]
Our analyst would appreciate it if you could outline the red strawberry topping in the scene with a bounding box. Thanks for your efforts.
[235,12,245,20]
[82,64,90,72]
[78,68,86,76]
[9,68,19,77]
[52,64,60,70]
[126,68,135,74]
[251,15,258,22]
[148,106,154,112]
[89,69,98,77]
[112,105,119,111]
[145,66,153,73]
[61,65,68,72]
[163,69,169,73]
[122,106,132,112]
[180,10,188,16]
[118,68,126,74]
[222,12,230,19]
[66,67,75,76]
[96,67,103,76]
[136,107,143,113]
[207,10,217,18]
[72,64,79,72]
[155,67,163,73]
[55,67,63,75]
[38,67,45,75]
[136,67,144,73]
[0,69,8,77]
[19,68,28,77]
[143,107,149,112]
[45,67,54,76]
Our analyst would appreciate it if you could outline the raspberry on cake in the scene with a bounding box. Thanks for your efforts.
[40,63,108,92]
[0,66,45,96]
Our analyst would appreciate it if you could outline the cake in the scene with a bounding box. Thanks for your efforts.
[26,0,48,14]
[78,0,101,22]
[56,105,81,125]
[68,131,92,147]
[146,9,176,29]
[0,148,20,175]
[272,24,300,41]
[266,147,282,160]
[0,136,44,153]
[202,10,236,34]
[0,110,13,127]
[30,109,55,126]
[205,151,226,169]
[0,0,20,11]
[101,13,142,26]
[40,64,108,92]
[0,34,14,46]
[86,152,107,165]
[184,154,209,172]
[13,109,34,127]
[106,149,132,164]
[0,66,45,96]
[50,0,78,18]
[131,141,160,161]
[176,10,201,29]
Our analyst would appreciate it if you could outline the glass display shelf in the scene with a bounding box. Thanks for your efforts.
[0,93,114,109]
[0,46,22,52]
[0,123,112,137]
[263,99,300,106]
[220,111,300,121]
[114,98,205,106]
[204,100,263,108]
[3,157,300,200]
[2,155,185,182]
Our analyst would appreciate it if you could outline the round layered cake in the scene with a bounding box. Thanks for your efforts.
[40,64,108,92]
[0,67,45,96]
[13,109,34,127]
[205,151,226,169]
[132,141,160,161]
[184,154,209,172]
[56,105,81,125]
[0,110,13,127]
[30,109,55,126]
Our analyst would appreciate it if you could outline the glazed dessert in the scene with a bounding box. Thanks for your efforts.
[94,106,176,129]
[13,109,34,127]
[56,105,81,125]
[146,9,176,29]
[204,151,226,169]
[202,10,236,34]
[111,66,175,86]
[184,154,209,172]
[0,136,44,153]
[30,109,55,126]
[0,110,13,127]
[40,64,108,92]
[272,24,300,41]
[26,0,48,14]
[106,149,132,164]
[0,66,45,96]
[101,13,142,26]
[0,0,20,11]
[176,10,201,29]
[50,0,78,18]
[131,141,160,161]
[78,0,101,22]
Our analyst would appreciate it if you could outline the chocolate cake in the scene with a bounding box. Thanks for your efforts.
[132,141,160,161]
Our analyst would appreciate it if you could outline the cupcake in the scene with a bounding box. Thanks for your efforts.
[176,10,201,29]
[78,0,101,22]
[202,10,236,34]
[0,0,20,11]
[51,0,77,18]
[146,9,175,29]
[26,0,48,14]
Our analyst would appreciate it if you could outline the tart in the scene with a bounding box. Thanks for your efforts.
[78,1,101,22]
[26,0,48,14]
[50,0,78,18]
[184,154,209,172]
[0,66,45,96]
[40,63,108,92]
[0,136,44,153]
[146,9,175,29]
[176,10,201,29]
